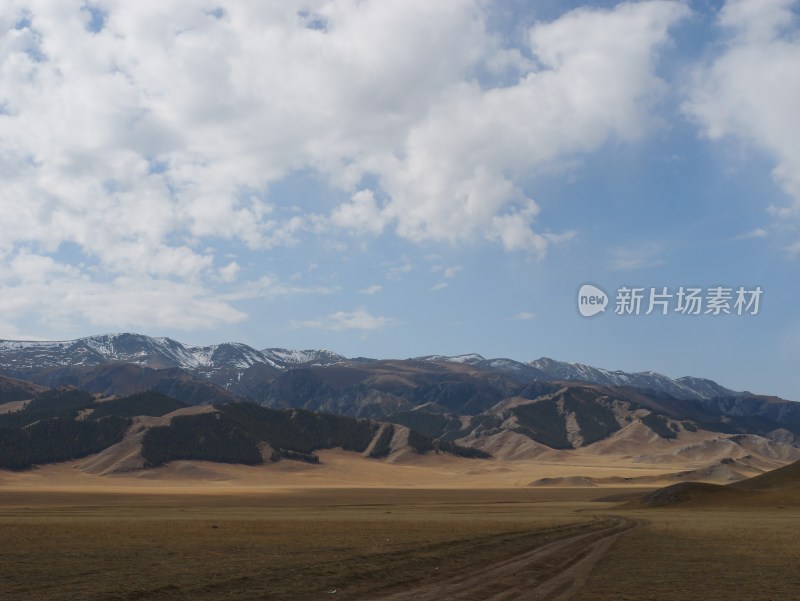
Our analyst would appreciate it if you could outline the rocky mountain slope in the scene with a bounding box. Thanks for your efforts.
[0,387,483,472]
[0,333,342,388]
[1,333,799,483]
[1,379,797,482]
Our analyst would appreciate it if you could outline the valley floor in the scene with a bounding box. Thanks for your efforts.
[573,507,800,601]
[1,482,798,600]
[0,486,608,601]
[0,445,772,493]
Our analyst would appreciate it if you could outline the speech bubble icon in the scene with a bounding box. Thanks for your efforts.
[577,284,609,317]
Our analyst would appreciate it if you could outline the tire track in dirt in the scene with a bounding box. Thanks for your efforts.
[371,517,637,601]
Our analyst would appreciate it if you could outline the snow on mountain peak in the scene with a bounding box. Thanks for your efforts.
[261,348,345,367]
[0,334,739,401]
[528,357,736,400]
[415,353,486,365]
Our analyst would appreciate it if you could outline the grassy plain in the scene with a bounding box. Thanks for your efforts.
[0,487,613,601]
[574,507,800,601]
[3,449,799,600]
[2,486,799,600]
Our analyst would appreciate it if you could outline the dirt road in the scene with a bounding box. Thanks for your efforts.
[371,517,636,601]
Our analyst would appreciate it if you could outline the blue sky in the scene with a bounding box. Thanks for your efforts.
[0,0,799,399]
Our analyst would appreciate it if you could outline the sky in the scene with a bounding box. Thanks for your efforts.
[0,0,799,399]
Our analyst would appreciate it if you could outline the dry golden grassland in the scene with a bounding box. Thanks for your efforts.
[574,508,800,601]
[0,488,608,601]
[3,487,798,600]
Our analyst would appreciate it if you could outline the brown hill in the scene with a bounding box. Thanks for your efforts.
[0,374,47,406]
[0,375,47,415]
[635,457,800,508]
[732,457,800,492]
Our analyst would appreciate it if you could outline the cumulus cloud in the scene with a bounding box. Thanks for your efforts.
[685,0,800,216]
[359,284,382,295]
[365,1,689,253]
[217,261,241,283]
[291,308,395,331]
[0,1,689,331]
[0,271,246,331]
[330,190,387,234]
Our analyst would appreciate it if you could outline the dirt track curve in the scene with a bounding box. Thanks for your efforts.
[372,516,637,601]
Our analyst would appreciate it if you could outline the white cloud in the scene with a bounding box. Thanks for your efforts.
[443,267,458,279]
[222,275,337,302]
[610,244,666,271]
[786,239,800,256]
[330,190,387,234]
[736,227,769,240]
[512,311,536,320]
[361,1,689,254]
[217,261,241,282]
[291,308,395,331]
[385,261,413,281]
[430,264,462,290]
[441,266,462,279]
[0,322,46,341]
[0,1,689,330]
[0,272,246,331]
[685,0,800,217]
[359,284,382,295]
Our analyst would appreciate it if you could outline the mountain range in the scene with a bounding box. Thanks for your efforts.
[1,333,798,481]
[0,332,747,401]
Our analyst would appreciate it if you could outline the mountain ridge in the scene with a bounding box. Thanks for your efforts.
[2,344,799,481]
[528,357,739,400]
[0,334,756,403]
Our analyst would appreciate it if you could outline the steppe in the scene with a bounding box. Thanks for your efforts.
[2,451,798,600]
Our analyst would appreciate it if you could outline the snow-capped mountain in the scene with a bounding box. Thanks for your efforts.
[529,357,738,400]
[416,352,742,399]
[0,334,343,386]
[415,354,549,382]
[0,333,200,371]
[0,334,740,402]
[415,353,487,365]
[261,348,345,369]
[675,376,741,399]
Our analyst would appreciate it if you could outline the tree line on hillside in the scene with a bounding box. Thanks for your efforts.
[141,412,263,467]
[89,392,187,420]
[0,388,183,470]
[140,403,380,467]
[0,416,130,470]
[220,402,377,453]
[140,403,490,467]
[369,424,394,458]
[0,387,492,471]
[406,429,490,458]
